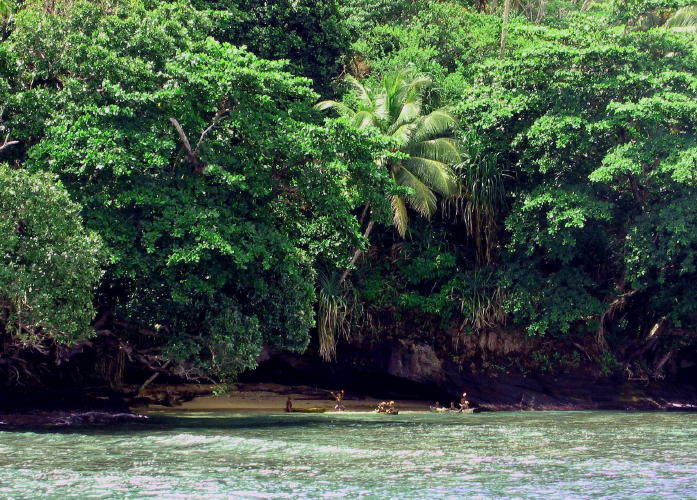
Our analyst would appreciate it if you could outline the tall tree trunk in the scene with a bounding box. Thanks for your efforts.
[536,0,547,22]
[500,0,512,57]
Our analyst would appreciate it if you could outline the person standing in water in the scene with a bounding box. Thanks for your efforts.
[330,389,345,411]
[285,396,293,412]
[459,392,470,411]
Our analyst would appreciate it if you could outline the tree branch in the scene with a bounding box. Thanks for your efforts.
[169,117,205,174]
[0,132,18,152]
[169,106,231,175]
[339,219,375,285]
[193,107,230,157]
[137,360,171,396]
[596,289,642,350]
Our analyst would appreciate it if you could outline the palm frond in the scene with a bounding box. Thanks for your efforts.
[388,100,422,135]
[665,6,697,32]
[411,109,458,143]
[314,100,356,119]
[353,110,379,129]
[396,165,438,217]
[391,195,409,238]
[343,74,374,109]
[392,74,430,118]
[405,138,462,164]
[404,74,432,95]
[381,71,404,99]
[393,71,430,96]
[391,122,417,144]
[401,157,457,196]
[380,71,417,123]
[317,71,463,239]
[374,87,392,123]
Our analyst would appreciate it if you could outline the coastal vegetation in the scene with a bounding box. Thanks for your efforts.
[0,0,696,393]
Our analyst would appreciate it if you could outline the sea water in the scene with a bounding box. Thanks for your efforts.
[1,411,696,498]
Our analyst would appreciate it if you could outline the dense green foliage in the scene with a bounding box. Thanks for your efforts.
[0,0,393,377]
[336,0,697,376]
[0,166,102,343]
[193,0,351,93]
[454,21,697,341]
[0,0,695,382]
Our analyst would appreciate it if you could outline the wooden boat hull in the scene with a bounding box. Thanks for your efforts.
[291,408,326,413]
[430,408,475,414]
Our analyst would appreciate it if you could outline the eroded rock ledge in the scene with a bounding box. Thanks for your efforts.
[0,411,148,427]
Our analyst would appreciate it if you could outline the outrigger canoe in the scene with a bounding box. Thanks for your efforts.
[430,408,475,414]
[290,408,326,413]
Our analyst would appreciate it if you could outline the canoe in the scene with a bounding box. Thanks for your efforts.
[430,408,475,414]
[291,408,326,413]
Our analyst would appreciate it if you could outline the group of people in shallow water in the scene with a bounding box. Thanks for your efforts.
[285,389,471,413]
[375,400,398,414]
[430,392,470,413]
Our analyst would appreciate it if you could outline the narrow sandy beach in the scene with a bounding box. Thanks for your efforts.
[132,383,437,413]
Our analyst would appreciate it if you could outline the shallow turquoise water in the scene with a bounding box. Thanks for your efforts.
[1,411,696,499]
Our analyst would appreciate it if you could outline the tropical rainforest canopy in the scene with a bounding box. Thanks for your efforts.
[0,0,695,385]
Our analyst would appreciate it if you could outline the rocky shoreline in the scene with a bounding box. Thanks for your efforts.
[0,387,147,428]
[0,411,148,427]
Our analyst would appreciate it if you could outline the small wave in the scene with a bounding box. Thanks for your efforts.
[144,433,383,459]
[147,434,221,446]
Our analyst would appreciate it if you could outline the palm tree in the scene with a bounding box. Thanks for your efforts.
[664,6,697,32]
[314,72,460,359]
[625,5,697,32]
[315,71,460,239]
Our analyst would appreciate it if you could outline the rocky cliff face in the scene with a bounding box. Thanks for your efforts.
[387,341,444,385]
[245,330,697,411]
